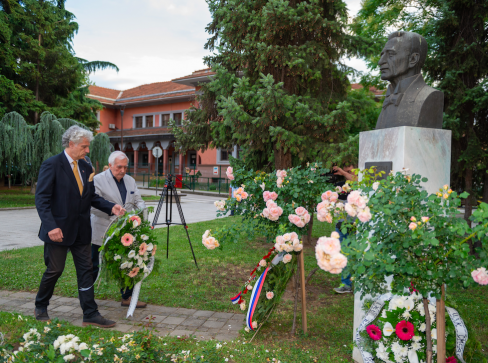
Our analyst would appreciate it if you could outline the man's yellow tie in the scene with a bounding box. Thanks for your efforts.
[72,160,83,196]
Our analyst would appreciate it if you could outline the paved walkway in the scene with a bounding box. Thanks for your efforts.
[0,193,225,252]
[0,290,244,341]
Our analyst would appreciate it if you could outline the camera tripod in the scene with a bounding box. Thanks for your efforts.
[152,174,198,268]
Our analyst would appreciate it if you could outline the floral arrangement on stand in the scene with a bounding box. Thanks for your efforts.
[202,161,339,334]
[360,294,459,363]
[229,231,302,333]
[99,209,159,317]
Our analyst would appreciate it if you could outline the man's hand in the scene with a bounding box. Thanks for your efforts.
[333,166,344,176]
[48,228,63,242]
[112,205,126,216]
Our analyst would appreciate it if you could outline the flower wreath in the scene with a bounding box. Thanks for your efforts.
[230,232,303,332]
[99,209,159,317]
[360,293,459,363]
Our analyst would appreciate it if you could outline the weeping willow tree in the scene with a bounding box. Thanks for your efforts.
[0,112,34,188]
[89,133,113,172]
[0,111,112,191]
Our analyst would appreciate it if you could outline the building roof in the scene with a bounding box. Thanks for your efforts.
[172,68,216,87]
[106,126,172,138]
[87,82,195,107]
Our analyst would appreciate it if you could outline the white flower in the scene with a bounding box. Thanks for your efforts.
[391,342,402,354]
[419,323,426,332]
[408,349,420,363]
[128,250,136,258]
[260,183,265,191]
[216,343,222,349]
[383,322,394,336]
[44,327,51,333]
[381,310,387,319]
[259,259,267,267]
[146,243,154,251]
[141,234,149,241]
[431,328,437,340]
[412,336,421,342]
[399,345,408,357]
[120,262,128,269]
[247,285,253,291]
[127,261,133,269]
[114,255,121,261]
[373,182,380,191]
[63,354,75,362]
[240,302,246,311]
[404,298,415,311]
[411,342,422,351]
[78,342,88,351]
[402,311,412,319]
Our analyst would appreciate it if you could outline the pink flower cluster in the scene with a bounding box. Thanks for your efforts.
[315,232,347,274]
[262,200,283,221]
[226,166,234,180]
[202,230,220,250]
[472,267,488,285]
[408,216,430,231]
[276,170,287,188]
[129,215,142,228]
[345,190,372,223]
[316,191,344,223]
[233,187,248,202]
[274,232,303,253]
[288,207,311,228]
[263,190,278,202]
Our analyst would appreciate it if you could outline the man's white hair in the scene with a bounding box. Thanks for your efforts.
[109,151,129,165]
[62,126,93,148]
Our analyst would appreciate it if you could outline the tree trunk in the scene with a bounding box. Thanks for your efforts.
[34,33,41,124]
[274,145,292,170]
[303,212,314,246]
[423,297,433,363]
[464,166,473,228]
[30,178,36,195]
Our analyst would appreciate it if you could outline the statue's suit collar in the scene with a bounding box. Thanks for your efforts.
[385,73,426,102]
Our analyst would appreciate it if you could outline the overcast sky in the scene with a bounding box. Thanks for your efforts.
[67,0,368,91]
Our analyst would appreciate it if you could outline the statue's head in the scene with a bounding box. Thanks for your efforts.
[378,31,428,83]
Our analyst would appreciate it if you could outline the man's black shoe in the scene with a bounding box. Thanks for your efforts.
[34,307,50,321]
[82,313,116,328]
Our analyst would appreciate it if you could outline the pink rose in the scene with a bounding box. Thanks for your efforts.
[317,237,341,255]
[331,231,340,239]
[303,213,311,224]
[252,321,258,329]
[282,233,291,241]
[421,216,430,223]
[410,216,417,222]
[290,232,298,241]
[268,206,283,221]
[329,192,339,202]
[282,254,292,264]
[274,241,284,252]
[315,246,331,272]
[266,200,275,208]
[336,202,345,211]
[241,192,248,199]
[276,235,285,244]
[316,200,329,212]
[472,267,488,285]
[263,191,271,202]
[263,208,270,218]
[344,203,357,217]
[329,268,343,274]
[408,222,417,231]
[266,291,274,299]
[276,170,287,178]
[295,220,305,228]
[357,207,372,223]
[288,214,301,226]
[269,192,278,200]
[356,196,367,209]
[259,259,267,267]
[335,186,343,193]
[347,190,362,206]
[330,253,347,269]
[277,177,283,188]
[226,166,234,180]
[321,190,333,201]
[295,207,307,216]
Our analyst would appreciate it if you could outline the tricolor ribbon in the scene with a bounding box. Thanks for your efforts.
[246,267,269,331]
[231,292,242,304]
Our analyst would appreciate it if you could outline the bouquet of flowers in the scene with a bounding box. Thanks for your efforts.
[361,294,458,363]
[100,210,159,292]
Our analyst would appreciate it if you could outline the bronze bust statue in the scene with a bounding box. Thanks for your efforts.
[375,31,444,130]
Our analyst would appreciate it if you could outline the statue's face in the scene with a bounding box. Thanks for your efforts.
[378,37,412,82]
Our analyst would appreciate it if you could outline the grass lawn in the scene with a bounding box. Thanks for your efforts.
[1,217,487,362]
[0,187,35,208]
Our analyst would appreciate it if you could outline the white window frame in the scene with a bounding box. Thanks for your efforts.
[216,146,238,165]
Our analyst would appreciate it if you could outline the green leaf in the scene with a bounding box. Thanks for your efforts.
[460,192,469,199]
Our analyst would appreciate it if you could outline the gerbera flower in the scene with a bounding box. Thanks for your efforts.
[366,324,382,340]
[151,245,157,256]
[396,320,415,340]
[139,242,148,255]
[121,233,134,247]
[128,267,140,278]
[446,357,457,363]
[129,215,142,227]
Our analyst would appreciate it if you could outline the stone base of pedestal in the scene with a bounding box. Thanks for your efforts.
[353,126,451,363]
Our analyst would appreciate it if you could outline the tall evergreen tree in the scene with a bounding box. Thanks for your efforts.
[172,0,378,170]
[0,0,118,128]
[351,0,488,223]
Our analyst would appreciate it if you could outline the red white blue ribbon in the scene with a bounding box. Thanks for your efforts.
[246,267,269,331]
[231,292,242,304]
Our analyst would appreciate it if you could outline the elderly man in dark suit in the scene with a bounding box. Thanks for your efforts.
[35,126,125,328]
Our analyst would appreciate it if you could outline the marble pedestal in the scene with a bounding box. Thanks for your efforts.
[352,126,451,363]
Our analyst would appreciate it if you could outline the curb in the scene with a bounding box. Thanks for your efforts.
[0,206,36,211]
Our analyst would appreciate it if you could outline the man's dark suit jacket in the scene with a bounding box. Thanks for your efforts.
[36,152,115,246]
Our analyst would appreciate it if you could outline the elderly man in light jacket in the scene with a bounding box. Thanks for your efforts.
[90,151,147,308]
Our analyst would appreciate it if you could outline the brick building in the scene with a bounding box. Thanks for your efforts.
[87,68,237,179]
